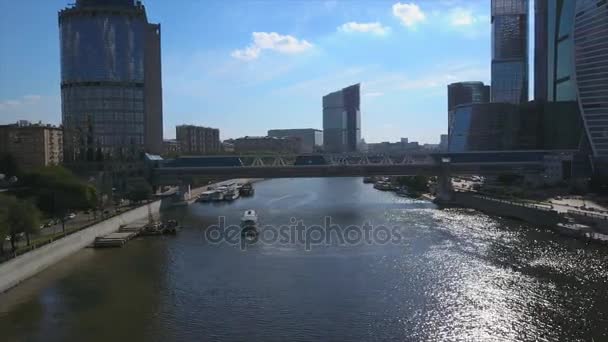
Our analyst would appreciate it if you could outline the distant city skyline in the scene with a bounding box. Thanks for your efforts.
[0,0,536,144]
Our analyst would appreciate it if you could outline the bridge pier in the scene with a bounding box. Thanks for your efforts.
[435,157,454,203]
[177,184,192,202]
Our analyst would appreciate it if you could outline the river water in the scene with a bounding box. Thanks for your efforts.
[1,178,607,341]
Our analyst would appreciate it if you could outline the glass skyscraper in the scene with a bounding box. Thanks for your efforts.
[535,0,578,102]
[323,84,361,153]
[449,102,582,153]
[574,0,608,161]
[59,0,162,162]
[447,82,491,112]
[491,0,529,104]
[447,82,490,145]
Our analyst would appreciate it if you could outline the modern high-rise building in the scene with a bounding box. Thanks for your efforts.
[144,23,163,155]
[447,82,491,112]
[439,134,449,152]
[59,0,163,162]
[573,0,608,164]
[449,101,582,153]
[322,84,361,153]
[534,0,549,102]
[491,0,529,104]
[176,125,220,155]
[534,0,578,102]
[447,82,490,142]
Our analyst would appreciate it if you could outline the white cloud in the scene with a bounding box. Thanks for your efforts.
[231,32,313,61]
[231,46,260,61]
[0,94,43,109]
[339,22,391,36]
[392,2,426,27]
[449,8,479,26]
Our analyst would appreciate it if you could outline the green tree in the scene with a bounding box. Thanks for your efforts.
[0,203,8,255]
[125,181,153,204]
[0,153,20,178]
[22,166,97,232]
[0,195,41,253]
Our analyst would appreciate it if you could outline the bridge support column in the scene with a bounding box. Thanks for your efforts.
[178,184,192,202]
[435,157,453,203]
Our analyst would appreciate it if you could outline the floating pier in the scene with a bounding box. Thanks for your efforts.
[92,219,180,248]
[93,231,139,248]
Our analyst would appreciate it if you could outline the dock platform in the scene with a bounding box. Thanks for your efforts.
[93,231,138,248]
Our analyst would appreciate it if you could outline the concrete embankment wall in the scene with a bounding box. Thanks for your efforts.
[0,200,161,293]
[450,192,562,227]
[567,211,608,230]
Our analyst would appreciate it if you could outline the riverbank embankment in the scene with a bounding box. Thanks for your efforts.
[0,178,261,293]
[438,191,608,244]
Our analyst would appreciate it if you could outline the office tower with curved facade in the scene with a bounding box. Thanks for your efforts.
[447,82,490,145]
[59,0,162,162]
[491,0,529,104]
[574,0,608,163]
[535,0,578,102]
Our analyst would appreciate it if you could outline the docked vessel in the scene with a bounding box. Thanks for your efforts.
[374,181,394,191]
[196,191,214,203]
[162,219,181,235]
[211,189,225,201]
[240,183,254,196]
[363,176,376,184]
[140,221,164,236]
[224,187,240,201]
[241,209,258,237]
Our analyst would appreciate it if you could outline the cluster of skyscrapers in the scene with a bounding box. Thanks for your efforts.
[448,0,607,176]
[51,0,607,179]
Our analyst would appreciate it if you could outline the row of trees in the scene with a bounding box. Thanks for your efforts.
[0,196,41,254]
[21,166,98,233]
[1,166,99,255]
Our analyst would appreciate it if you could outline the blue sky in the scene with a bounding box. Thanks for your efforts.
[0,0,534,144]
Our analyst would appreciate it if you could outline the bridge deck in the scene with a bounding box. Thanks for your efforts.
[151,162,545,185]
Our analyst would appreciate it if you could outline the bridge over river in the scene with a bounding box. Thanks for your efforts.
[145,151,562,195]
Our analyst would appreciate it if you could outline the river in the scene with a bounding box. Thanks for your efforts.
[1,178,607,341]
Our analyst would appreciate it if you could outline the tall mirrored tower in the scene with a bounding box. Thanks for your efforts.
[491,0,529,104]
[59,0,163,162]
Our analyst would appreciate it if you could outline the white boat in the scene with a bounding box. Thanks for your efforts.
[240,183,254,196]
[196,190,214,202]
[224,187,240,201]
[374,181,393,191]
[241,210,258,227]
[210,190,225,201]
